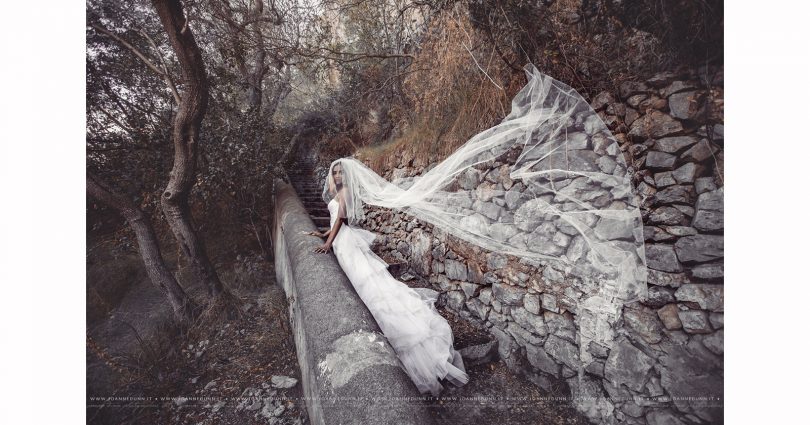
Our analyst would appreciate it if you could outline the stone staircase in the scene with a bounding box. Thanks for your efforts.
[286,158,331,234]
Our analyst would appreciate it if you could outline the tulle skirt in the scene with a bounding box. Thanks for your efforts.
[332,224,470,396]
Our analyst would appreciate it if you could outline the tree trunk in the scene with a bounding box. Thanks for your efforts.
[87,172,196,322]
[152,0,226,297]
[246,0,266,113]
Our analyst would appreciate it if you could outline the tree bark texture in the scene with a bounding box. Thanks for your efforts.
[87,172,196,322]
[152,0,226,297]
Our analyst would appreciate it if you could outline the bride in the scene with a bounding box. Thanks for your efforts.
[304,159,470,397]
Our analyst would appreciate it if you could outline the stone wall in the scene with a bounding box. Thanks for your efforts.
[338,67,723,425]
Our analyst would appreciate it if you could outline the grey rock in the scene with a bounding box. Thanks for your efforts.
[659,343,723,422]
[654,184,693,204]
[492,282,527,306]
[543,311,576,342]
[594,216,635,240]
[693,188,724,231]
[527,230,565,256]
[512,307,548,336]
[567,375,615,423]
[479,287,493,305]
[674,235,724,262]
[696,188,723,211]
[649,206,685,225]
[460,282,481,298]
[709,312,724,329]
[591,91,615,110]
[662,226,698,237]
[566,235,587,263]
[486,253,507,270]
[552,231,571,248]
[627,94,647,108]
[585,360,605,377]
[488,223,518,243]
[270,375,298,389]
[544,335,580,370]
[446,290,466,310]
[407,228,433,276]
[465,298,490,321]
[568,132,589,149]
[587,341,610,359]
[700,329,723,356]
[506,321,544,346]
[691,262,723,280]
[459,339,498,366]
[643,286,676,308]
[475,200,503,220]
[597,155,616,173]
[673,204,695,217]
[694,176,718,194]
[526,343,561,376]
[654,171,676,187]
[647,270,690,288]
[491,326,517,359]
[675,284,723,312]
[504,186,523,210]
[645,151,678,169]
[524,294,541,314]
[645,244,683,272]
[672,162,698,184]
[628,111,683,140]
[445,259,468,281]
[623,306,664,344]
[680,139,719,162]
[458,168,481,190]
[669,90,707,120]
[677,310,713,334]
[604,337,657,392]
[541,293,559,313]
[653,136,698,153]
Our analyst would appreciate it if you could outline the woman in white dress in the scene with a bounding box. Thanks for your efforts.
[304,160,470,398]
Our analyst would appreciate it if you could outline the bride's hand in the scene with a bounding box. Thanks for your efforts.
[313,243,331,253]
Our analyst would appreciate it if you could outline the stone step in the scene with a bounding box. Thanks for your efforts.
[312,217,330,226]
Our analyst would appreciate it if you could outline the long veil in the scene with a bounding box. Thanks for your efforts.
[322,64,647,310]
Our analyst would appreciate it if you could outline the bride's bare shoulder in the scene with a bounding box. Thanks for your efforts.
[337,187,348,200]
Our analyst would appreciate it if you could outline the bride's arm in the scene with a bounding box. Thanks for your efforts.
[314,191,346,253]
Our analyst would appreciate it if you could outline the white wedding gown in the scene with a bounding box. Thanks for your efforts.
[327,198,470,396]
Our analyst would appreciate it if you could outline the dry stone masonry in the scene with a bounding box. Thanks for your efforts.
[330,66,723,425]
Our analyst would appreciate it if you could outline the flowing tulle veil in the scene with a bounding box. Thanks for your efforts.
[323,64,648,359]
